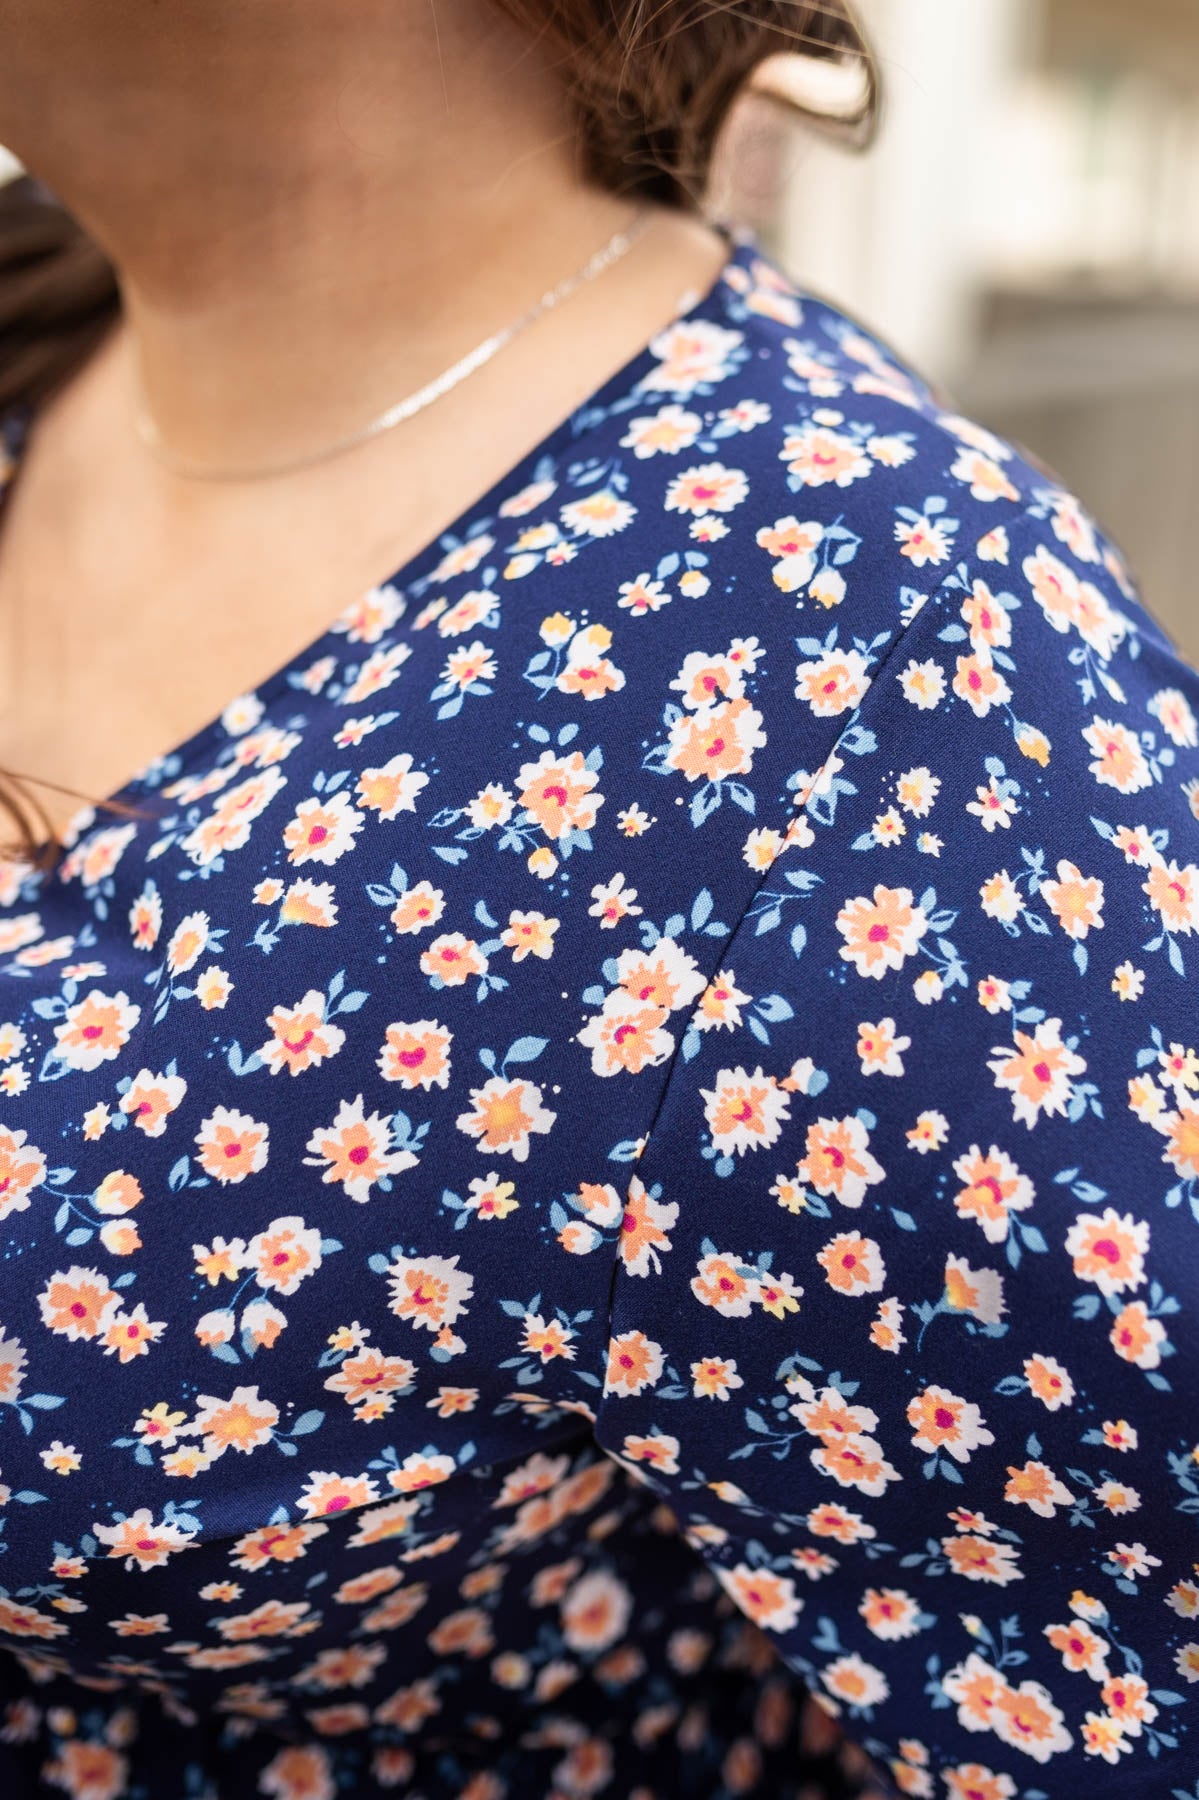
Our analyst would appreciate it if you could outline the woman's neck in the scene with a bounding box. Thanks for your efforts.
[0,0,635,468]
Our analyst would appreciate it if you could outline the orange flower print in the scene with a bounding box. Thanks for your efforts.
[701,1066,791,1157]
[578,994,674,1078]
[856,1016,910,1077]
[817,1231,885,1296]
[859,1587,922,1642]
[501,910,559,960]
[613,938,707,1012]
[454,1075,556,1161]
[217,1598,313,1641]
[229,1521,329,1572]
[324,1348,416,1409]
[809,1436,901,1498]
[1003,1459,1075,1519]
[258,994,347,1077]
[951,1144,1034,1243]
[1101,1671,1159,1735]
[716,1564,802,1632]
[0,1124,46,1222]
[41,1741,128,1800]
[619,402,701,458]
[836,884,928,979]
[1022,543,1083,633]
[641,314,744,394]
[795,646,872,718]
[191,1386,280,1459]
[952,653,1011,719]
[283,792,365,866]
[515,749,603,840]
[1109,1300,1166,1369]
[304,1095,418,1200]
[520,1313,576,1363]
[987,1018,1086,1128]
[119,1067,187,1137]
[53,988,140,1072]
[801,1503,872,1547]
[943,1254,1005,1325]
[991,1679,1072,1764]
[101,1303,166,1363]
[617,1177,679,1278]
[386,1253,473,1333]
[663,461,747,516]
[1082,717,1152,795]
[794,1114,885,1208]
[790,1384,878,1445]
[558,489,635,539]
[60,820,138,889]
[195,1106,270,1185]
[942,1766,1016,1800]
[782,423,870,490]
[377,1019,452,1090]
[557,627,625,703]
[88,1166,142,1224]
[1162,1100,1199,1179]
[693,969,750,1032]
[296,1472,381,1521]
[690,1252,759,1317]
[603,1329,664,1397]
[128,883,162,952]
[906,1385,995,1463]
[957,579,1000,651]
[355,752,429,821]
[1142,858,1199,936]
[333,581,403,645]
[870,1295,906,1352]
[1023,1353,1075,1411]
[180,766,286,866]
[278,878,338,928]
[1044,1619,1110,1678]
[166,910,210,974]
[0,1328,27,1406]
[1040,860,1104,940]
[419,932,489,987]
[665,697,766,782]
[258,1744,335,1800]
[93,1507,196,1570]
[940,1539,1023,1585]
[1064,1208,1148,1296]
[38,1266,118,1341]
[690,1355,743,1400]
[0,1596,69,1640]
[670,645,754,709]
[756,516,824,593]
[389,880,445,935]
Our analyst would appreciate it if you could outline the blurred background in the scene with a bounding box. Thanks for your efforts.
[2,0,1197,657]
[729,0,1199,659]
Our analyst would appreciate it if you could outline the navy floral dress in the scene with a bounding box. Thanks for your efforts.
[0,229,1196,1800]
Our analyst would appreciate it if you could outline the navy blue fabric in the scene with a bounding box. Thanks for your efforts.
[0,231,1196,1800]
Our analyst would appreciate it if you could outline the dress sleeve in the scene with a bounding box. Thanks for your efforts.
[593,515,1199,1797]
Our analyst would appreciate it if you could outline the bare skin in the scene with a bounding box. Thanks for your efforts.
[0,0,730,838]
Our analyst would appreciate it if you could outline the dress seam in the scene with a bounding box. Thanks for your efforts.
[591,542,1002,1365]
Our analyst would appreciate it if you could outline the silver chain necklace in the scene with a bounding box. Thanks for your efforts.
[134,208,653,483]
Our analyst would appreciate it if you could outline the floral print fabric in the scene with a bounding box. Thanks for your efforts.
[0,230,1196,1800]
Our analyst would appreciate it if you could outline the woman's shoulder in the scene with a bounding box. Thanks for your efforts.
[617,231,1161,652]
[557,229,1197,877]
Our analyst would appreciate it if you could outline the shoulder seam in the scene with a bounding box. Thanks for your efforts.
[593,547,988,1358]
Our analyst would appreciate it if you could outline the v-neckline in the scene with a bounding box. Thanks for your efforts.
[0,223,753,868]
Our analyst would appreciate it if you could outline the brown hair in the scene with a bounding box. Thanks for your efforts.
[0,0,876,861]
